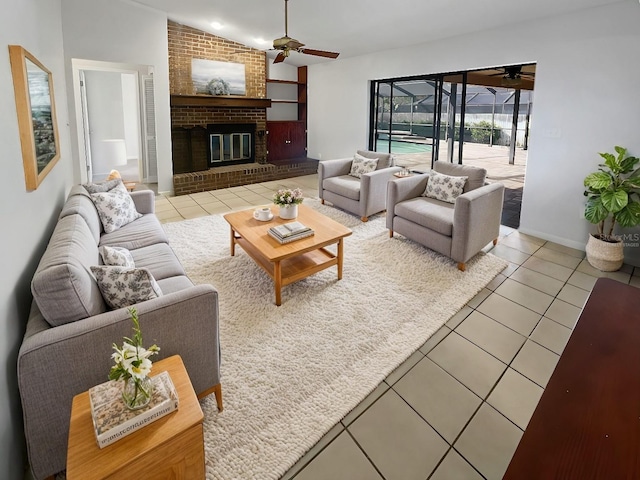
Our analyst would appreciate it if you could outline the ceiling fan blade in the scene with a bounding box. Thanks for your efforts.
[298,48,340,59]
[274,51,287,64]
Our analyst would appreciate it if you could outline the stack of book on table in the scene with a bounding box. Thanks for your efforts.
[89,371,179,448]
[268,221,315,244]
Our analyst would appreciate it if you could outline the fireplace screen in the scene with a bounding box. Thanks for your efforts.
[207,123,255,167]
[210,133,251,163]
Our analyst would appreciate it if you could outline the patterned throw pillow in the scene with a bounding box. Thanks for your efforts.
[83,178,122,194]
[90,266,162,310]
[422,171,468,204]
[349,153,379,179]
[99,245,135,268]
[90,181,142,233]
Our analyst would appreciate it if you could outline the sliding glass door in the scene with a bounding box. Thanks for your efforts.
[440,73,468,165]
[370,77,441,167]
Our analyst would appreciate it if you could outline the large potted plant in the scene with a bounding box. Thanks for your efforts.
[583,146,640,271]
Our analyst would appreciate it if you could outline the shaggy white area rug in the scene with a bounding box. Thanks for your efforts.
[162,200,507,480]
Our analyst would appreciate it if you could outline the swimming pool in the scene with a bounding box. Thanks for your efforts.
[376,139,432,154]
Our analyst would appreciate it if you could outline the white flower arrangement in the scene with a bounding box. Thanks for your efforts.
[109,307,159,383]
[273,188,304,207]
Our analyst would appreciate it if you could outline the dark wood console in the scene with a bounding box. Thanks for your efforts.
[503,277,640,479]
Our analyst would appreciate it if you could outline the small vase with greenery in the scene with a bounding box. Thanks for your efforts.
[109,307,160,410]
[583,146,640,270]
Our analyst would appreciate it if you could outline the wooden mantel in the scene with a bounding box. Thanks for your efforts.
[170,94,271,108]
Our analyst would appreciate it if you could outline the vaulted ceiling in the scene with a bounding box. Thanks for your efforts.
[131,0,625,66]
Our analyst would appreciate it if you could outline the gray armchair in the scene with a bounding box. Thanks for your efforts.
[387,161,504,271]
[319,150,401,221]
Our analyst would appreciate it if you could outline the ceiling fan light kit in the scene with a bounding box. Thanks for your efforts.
[500,65,523,87]
[271,0,339,63]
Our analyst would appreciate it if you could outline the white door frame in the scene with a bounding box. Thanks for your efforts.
[70,59,156,184]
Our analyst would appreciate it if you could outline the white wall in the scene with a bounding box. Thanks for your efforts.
[85,71,127,177]
[308,1,640,264]
[267,61,298,82]
[0,0,73,478]
[121,73,141,160]
[60,0,173,193]
[85,71,125,141]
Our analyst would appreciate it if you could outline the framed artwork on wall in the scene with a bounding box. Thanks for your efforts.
[191,58,246,96]
[9,45,61,191]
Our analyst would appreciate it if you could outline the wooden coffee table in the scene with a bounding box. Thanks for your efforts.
[223,204,352,305]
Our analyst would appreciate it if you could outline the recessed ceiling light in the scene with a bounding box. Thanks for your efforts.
[210,21,224,30]
[254,38,269,45]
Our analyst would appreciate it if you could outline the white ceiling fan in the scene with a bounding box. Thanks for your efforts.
[271,0,340,64]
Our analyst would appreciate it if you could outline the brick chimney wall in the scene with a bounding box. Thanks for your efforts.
[168,21,267,164]
[168,20,266,97]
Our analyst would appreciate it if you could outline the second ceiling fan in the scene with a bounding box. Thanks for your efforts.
[271,0,340,63]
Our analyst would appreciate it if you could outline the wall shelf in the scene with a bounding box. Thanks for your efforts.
[266,79,300,85]
[266,66,308,161]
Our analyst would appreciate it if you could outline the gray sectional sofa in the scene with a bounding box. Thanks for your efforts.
[18,184,222,480]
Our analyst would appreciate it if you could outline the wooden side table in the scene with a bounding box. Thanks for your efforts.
[67,355,205,479]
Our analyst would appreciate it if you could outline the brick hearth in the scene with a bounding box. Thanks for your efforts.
[173,159,318,196]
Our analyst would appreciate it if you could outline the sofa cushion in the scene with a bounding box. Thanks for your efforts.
[59,186,102,243]
[423,171,468,204]
[357,149,394,170]
[434,161,486,193]
[130,243,186,280]
[349,153,378,179]
[323,175,361,201]
[395,197,455,236]
[99,246,135,268]
[90,181,143,234]
[90,266,163,310]
[156,275,195,294]
[100,214,169,250]
[31,214,106,326]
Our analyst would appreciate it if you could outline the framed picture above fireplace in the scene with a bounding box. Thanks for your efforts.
[8,45,61,191]
[192,59,246,96]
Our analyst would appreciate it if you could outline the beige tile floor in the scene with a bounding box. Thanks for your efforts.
[157,174,640,480]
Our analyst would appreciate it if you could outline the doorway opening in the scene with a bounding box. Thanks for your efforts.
[370,64,535,228]
[71,59,158,188]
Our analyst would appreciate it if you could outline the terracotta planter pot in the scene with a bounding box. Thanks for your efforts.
[585,234,623,272]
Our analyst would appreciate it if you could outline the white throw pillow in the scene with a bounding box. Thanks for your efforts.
[422,171,468,204]
[90,266,162,310]
[90,181,142,233]
[349,153,379,179]
[99,245,135,268]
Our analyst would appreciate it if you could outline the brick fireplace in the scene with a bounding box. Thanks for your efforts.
[170,104,268,173]
[167,21,317,196]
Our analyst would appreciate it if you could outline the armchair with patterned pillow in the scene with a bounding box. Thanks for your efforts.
[318,150,401,221]
[386,161,505,271]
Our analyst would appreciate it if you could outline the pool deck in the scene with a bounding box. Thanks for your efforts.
[392,141,526,190]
